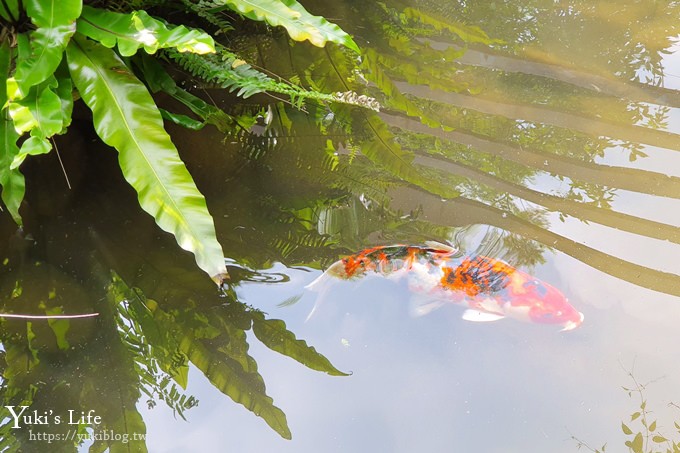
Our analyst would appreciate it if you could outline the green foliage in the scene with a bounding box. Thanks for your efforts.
[398,5,503,45]
[12,0,81,94]
[77,6,215,56]
[0,41,24,225]
[108,274,198,420]
[0,0,362,284]
[182,0,235,34]
[213,0,360,52]
[134,53,241,132]
[168,45,378,111]
[168,46,327,101]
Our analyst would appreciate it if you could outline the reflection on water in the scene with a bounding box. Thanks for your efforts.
[1,0,680,451]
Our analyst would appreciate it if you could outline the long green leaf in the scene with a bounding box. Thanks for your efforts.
[77,6,215,57]
[65,35,228,283]
[252,311,348,376]
[179,330,291,438]
[217,0,359,52]
[13,0,81,94]
[0,41,25,225]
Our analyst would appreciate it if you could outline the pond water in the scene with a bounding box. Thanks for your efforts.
[1,1,680,452]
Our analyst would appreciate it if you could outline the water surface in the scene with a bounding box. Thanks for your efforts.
[1,1,679,452]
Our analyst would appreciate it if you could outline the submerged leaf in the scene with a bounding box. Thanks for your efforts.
[621,422,633,435]
[252,312,349,376]
[630,432,643,453]
[66,36,227,283]
[401,7,503,45]
[160,109,206,130]
[46,308,71,351]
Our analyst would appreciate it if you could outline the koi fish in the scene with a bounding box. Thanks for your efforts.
[306,242,583,331]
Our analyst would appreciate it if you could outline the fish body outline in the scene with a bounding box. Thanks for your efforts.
[307,244,583,330]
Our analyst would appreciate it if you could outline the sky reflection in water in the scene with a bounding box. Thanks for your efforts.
[146,0,680,449]
[139,254,680,452]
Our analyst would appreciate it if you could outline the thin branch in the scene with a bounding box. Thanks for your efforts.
[51,138,72,189]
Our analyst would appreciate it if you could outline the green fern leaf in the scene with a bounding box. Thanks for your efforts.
[66,35,227,283]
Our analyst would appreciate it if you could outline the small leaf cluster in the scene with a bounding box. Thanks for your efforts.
[619,385,680,453]
[574,372,680,453]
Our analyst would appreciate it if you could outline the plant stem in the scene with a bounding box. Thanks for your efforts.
[0,0,16,22]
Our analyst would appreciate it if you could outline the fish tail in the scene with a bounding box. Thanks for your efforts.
[305,261,346,291]
[304,261,347,321]
[305,285,332,322]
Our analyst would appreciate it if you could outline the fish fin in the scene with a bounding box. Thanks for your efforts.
[305,286,329,322]
[305,301,320,322]
[305,271,331,291]
[424,240,457,253]
[306,280,338,322]
[409,294,447,317]
[462,309,505,322]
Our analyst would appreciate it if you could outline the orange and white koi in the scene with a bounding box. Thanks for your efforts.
[306,242,583,331]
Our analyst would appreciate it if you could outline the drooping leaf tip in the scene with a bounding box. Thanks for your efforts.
[212,271,230,287]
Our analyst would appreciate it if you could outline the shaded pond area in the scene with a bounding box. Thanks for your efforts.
[1,0,680,452]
